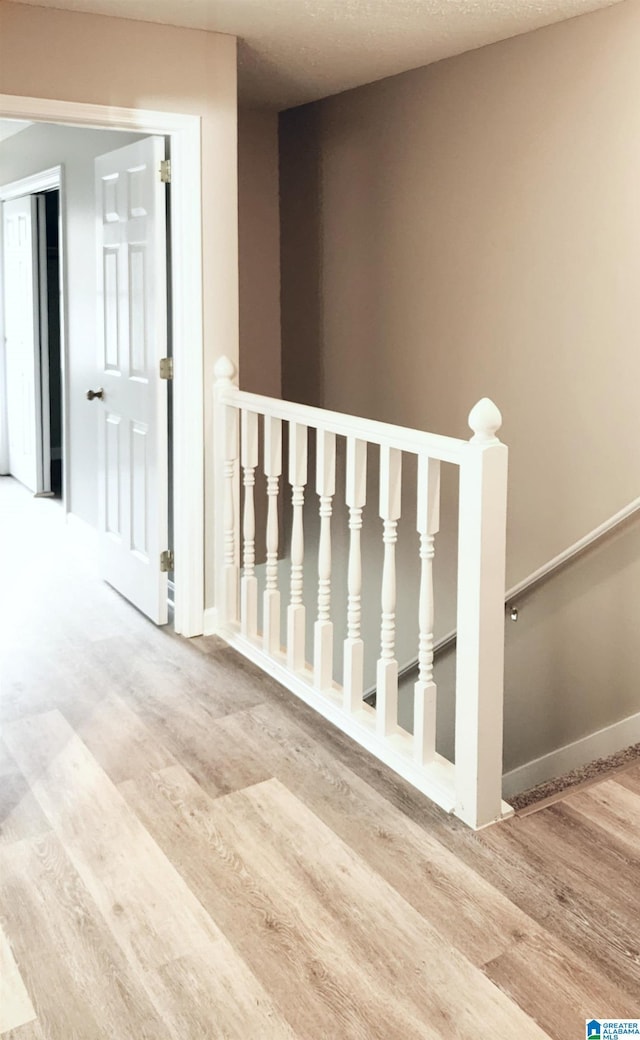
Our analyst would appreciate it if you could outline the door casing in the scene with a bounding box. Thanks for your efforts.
[0,94,204,637]
[1,168,64,501]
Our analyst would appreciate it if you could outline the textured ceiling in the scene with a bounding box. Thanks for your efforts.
[11,0,623,109]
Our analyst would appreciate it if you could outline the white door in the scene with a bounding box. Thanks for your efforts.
[94,136,169,625]
[2,194,50,494]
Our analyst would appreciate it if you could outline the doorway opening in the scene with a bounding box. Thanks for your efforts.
[1,174,63,501]
[1,122,176,628]
[0,95,204,637]
[44,189,62,498]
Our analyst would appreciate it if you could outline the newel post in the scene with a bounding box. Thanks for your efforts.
[214,356,240,629]
[454,398,508,829]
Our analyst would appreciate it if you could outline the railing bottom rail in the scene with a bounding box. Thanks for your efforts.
[216,622,514,826]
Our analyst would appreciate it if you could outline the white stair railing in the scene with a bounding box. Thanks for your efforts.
[213,357,510,829]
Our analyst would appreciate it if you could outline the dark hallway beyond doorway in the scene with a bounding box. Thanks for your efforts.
[44,189,62,497]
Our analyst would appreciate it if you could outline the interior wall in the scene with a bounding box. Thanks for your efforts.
[0,124,144,522]
[238,109,281,398]
[279,0,640,773]
[0,0,238,610]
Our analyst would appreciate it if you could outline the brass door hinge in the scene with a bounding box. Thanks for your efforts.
[160,549,174,572]
[159,159,171,184]
[159,357,173,380]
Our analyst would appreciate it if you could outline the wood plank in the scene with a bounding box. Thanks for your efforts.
[73,693,178,784]
[0,1022,47,1040]
[1,647,68,726]
[482,927,637,1040]
[0,741,50,846]
[197,702,535,966]
[561,777,640,853]
[512,804,640,912]
[92,628,268,724]
[614,763,640,796]
[149,950,298,1040]
[82,636,271,796]
[202,704,640,1028]
[0,833,172,1040]
[1,711,300,1039]
[120,768,552,1040]
[0,739,16,777]
[4,479,640,1040]
[0,925,37,1034]
[1,710,223,971]
[477,809,640,999]
[122,768,414,1040]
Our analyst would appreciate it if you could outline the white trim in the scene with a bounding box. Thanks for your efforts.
[0,94,205,637]
[0,165,62,199]
[502,708,640,798]
[167,113,204,638]
[35,193,51,495]
[0,95,198,135]
[203,606,219,636]
[220,623,514,827]
[57,170,70,510]
[0,168,67,501]
[221,623,459,813]
[0,215,7,474]
[221,385,470,465]
[506,495,640,604]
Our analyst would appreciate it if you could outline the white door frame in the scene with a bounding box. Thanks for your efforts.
[0,165,66,502]
[0,93,204,638]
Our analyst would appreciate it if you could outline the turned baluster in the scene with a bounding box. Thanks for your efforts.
[314,429,336,691]
[414,455,440,763]
[343,438,367,712]
[240,409,258,638]
[376,446,402,737]
[287,423,308,672]
[263,416,282,655]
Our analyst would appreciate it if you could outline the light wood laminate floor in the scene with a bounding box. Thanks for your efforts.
[1,476,639,1039]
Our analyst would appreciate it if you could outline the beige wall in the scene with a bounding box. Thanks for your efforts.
[0,0,238,612]
[280,0,640,773]
[238,109,281,398]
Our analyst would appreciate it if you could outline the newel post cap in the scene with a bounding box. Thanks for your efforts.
[214,355,238,384]
[468,398,502,443]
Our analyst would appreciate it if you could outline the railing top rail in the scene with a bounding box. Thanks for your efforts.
[217,384,485,466]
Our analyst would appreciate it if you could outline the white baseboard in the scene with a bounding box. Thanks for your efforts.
[502,708,640,798]
[202,607,219,636]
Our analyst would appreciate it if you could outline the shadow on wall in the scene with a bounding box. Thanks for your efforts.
[280,106,324,408]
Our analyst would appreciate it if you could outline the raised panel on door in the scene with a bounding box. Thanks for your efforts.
[95,137,169,624]
[104,412,122,538]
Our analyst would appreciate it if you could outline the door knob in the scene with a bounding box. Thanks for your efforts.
[86,388,104,401]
